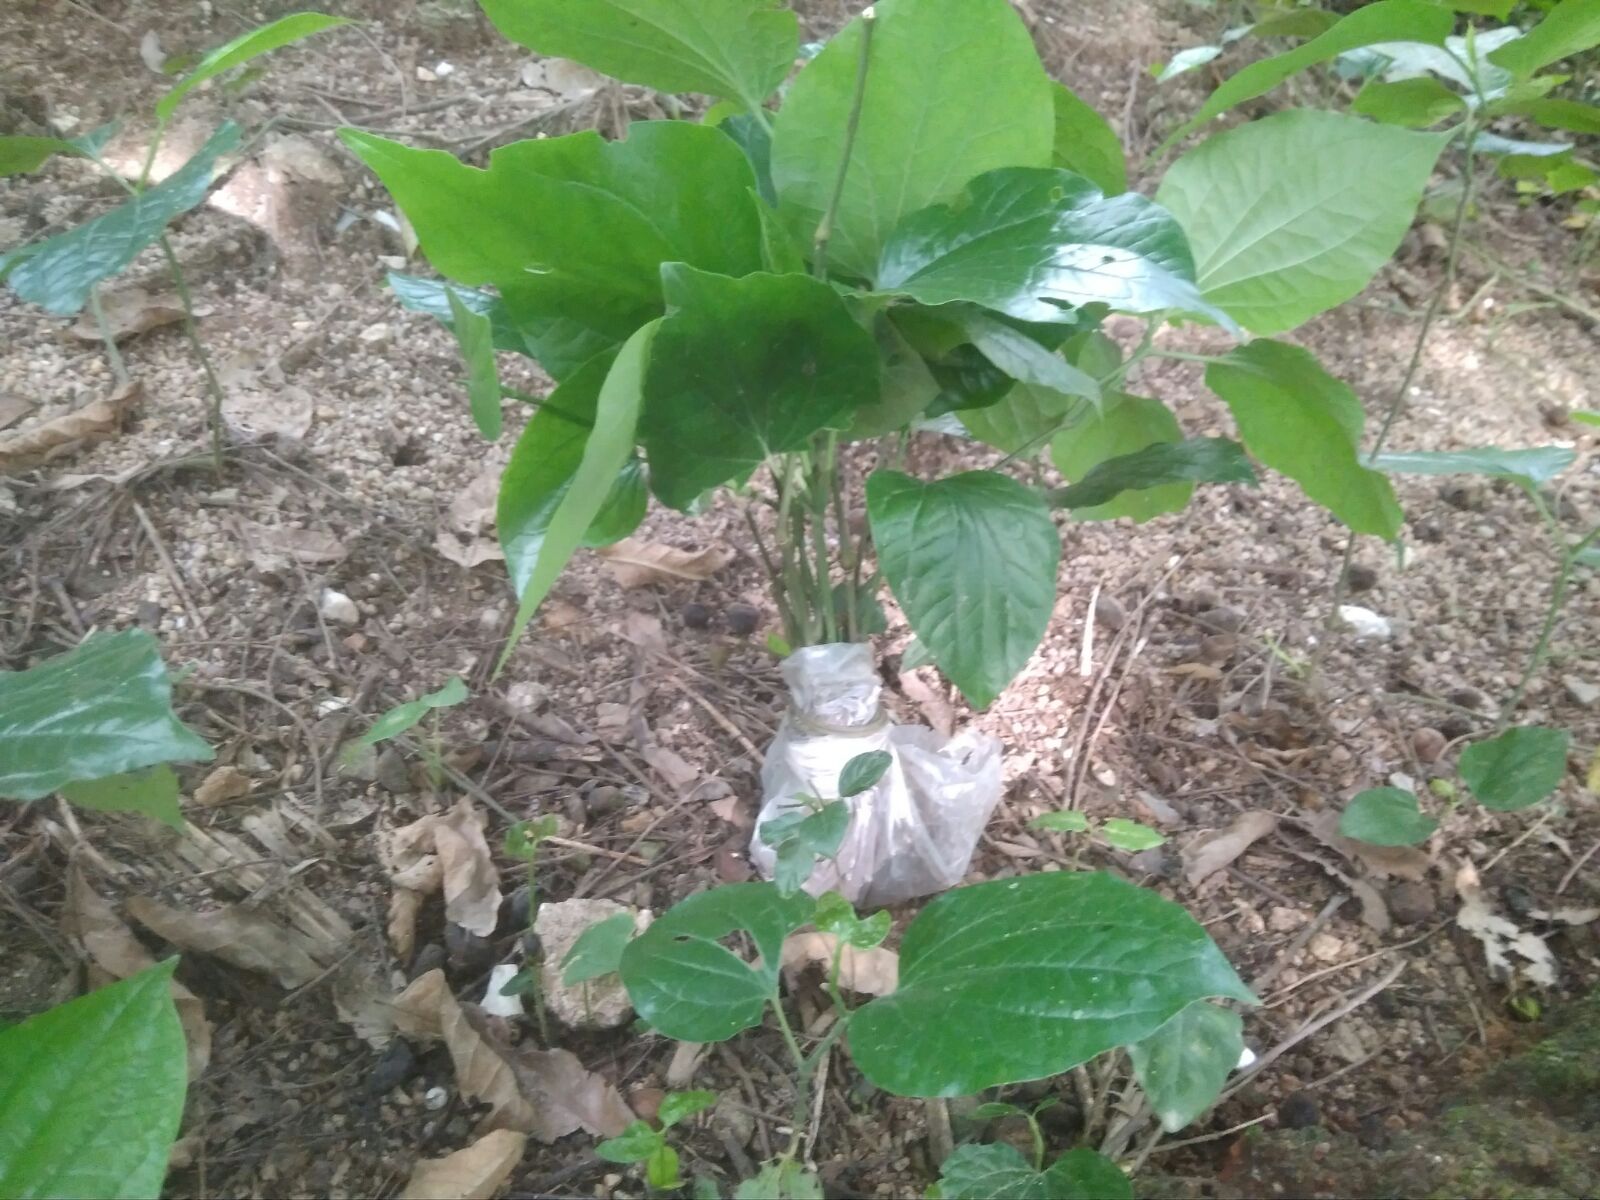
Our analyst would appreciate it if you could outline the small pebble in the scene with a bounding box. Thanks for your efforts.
[375,747,411,794]
[1410,727,1446,764]
[445,923,494,974]
[1278,1090,1321,1130]
[681,601,712,630]
[320,587,360,627]
[1562,676,1599,708]
[423,1085,448,1111]
[1196,605,1246,633]
[1387,880,1436,926]
[409,942,446,979]
[1446,686,1488,712]
[366,1040,416,1096]
[725,602,760,636]
[1346,563,1378,593]
[1093,594,1127,630]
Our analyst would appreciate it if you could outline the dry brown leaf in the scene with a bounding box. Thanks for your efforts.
[401,1129,527,1200]
[0,391,35,432]
[899,669,955,738]
[380,814,443,960]
[597,537,733,588]
[126,895,326,988]
[61,866,211,1079]
[67,286,185,342]
[643,745,700,796]
[618,611,668,655]
[781,932,899,996]
[435,798,502,938]
[0,382,142,470]
[437,464,504,569]
[388,888,425,961]
[709,795,749,829]
[193,765,252,807]
[1309,810,1430,881]
[1184,811,1278,886]
[391,968,450,1040]
[233,517,348,566]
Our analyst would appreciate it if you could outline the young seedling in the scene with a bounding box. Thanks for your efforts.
[560,910,636,1025]
[1030,811,1166,857]
[500,814,561,1041]
[346,676,468,788]
[595,1089,718,1193]
[757,750,890,896]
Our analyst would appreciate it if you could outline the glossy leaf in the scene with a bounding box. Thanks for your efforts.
[1338,788,1438,846]
[955,308,1100,403]
[1159,0,1452,148]
[879,168,1227,328]
[1352,76,1467,126]
[771,0,1053,279]
[937,1144,1131,1200]
[0,961,186,1200]
[1369,446,1575,487]
[342,122,763,370]
[501,322,656,664]
[561,912,637,986]
[1030,810,1089,833]
[1048,436,1256,512]
[641,267,879,509]
[851,872,1255,1096]
[387,273,609,379]
[158,12,347,120]
[1099,818,1167,851]
[619,883,814,1042]
[358,676,468,747]
[0,630,212,802]
[1051,83,1126,195]
[658,1090,718,1129]
[1128,1000,1244,1132]
[447,288,501,439]
[478,0,798,115]
[499,355,649,599]
[839,750,893,798]
[760,801,850,896]
[1051,394,1191,523]
[0,121,240,315]
[1489,0,1600,77]
[60,766,183,830]
[1158,110,1449,335]
[1459,726,1571,812]
[1206,341,1403,538]
[867,470,1060,710]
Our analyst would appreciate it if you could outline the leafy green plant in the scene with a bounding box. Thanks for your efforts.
[0,12,347,468]
[345,0,1475,712]
[500,814,562,1038]
[0,960,188,1200]
[757,748,888,895]
[596,1089,718,1192]
[347,675,469,787]
[1030,810,1167,852]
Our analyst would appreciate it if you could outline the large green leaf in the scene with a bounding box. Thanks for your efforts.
[0,122,240,315]
[1512,99,1600,135]
[868,470,1059,710]
[851,872,1255,1096]
[1351,76,1468,126]
[1369,446,1575,488]
[1128,1000,1244,1133]
[937,1144,1132,1200]
[1159,0,1452,148]
[157,12,349,121]
[1338,788,1438,846]
[341,122,763,369]
[500,355,648,597]
[771,0,1053,280]
[447,288,502,439]
[1051,83,1126,195]
[0,961,187,1200]
[1157,110,1449,335]
[641,266,879,509]
[953,308,1100,404]
[1206,341,1402,538]
[1047,436,1257,511]
[959,382,1080,455]
[618,883,814,1042]
[879,168,1228,328]
[1051,394,1191,523]
[0,630,212,802]
[849,314,940,438]
[1489,0,1600,78]
[60,766,184,830]
[1459,726,1571,812]
[500,323,656,664]
[477,0,798,115]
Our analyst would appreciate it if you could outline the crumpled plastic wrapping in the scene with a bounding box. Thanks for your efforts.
[749,643,1002,906]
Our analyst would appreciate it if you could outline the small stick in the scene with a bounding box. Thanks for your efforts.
[131,500,210,637]
[1557,837,1600,895]
[1251,892,1346,994]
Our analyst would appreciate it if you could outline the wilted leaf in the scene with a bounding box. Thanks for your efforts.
[1184,811,1278,885]
[435,798,502,938]
[192,765,252,807]
[125,896,326,987]
[1454,862,1560,987]
[1308,810,1430,881]
[401,1129,526,1200]
[597,538,734,588]
[0,382,143,471]
[67,287,185,342]
[438,463,506,569]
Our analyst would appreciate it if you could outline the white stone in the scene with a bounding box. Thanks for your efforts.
[1563,676,1600,708]
[480,964,526,1018]
[320,587,361,627]
[1338,605,1392,641]
[533,898,646,1030]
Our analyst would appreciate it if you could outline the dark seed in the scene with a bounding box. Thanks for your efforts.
[1347,563,1378,593]
[725,602,761,637]
[1279,1090,1320,1130]
[367,1039,417,1096]
[682,601,712,630]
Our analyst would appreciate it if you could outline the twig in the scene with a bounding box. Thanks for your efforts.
[1463,242,1600,326]
[1144,1111,1275,1158]
[1557,837,1600,895]
[1267,923,1444,1006]
[194,680,323,812]
[156,235,229,474]
[1251,892,1346,994]
[131,500,210,637]
[1479,807,1555,873]
[88,288,130,389]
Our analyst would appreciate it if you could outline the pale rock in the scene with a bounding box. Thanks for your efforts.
[360,322,392,346]
[480,964,525,1018]
[1338,605,1392,641]
[1308,932,1345,963]
[1562,676,1599,708]
[320,587,361,627]
[1269,906,1306,932]
[533,898,643,1029]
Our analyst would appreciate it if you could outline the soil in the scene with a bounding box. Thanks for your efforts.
[3,1,1599,1197]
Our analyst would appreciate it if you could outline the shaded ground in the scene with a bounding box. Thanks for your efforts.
[3,0,1599,1197]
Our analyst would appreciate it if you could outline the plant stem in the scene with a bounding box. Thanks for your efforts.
[1501,523,1600,724]
[525,855,551,1044]
[809,437,837,643]
[157,235,230,474]
[811,6,876,275]
[1326,122,1482,635]
[829,433,860,642]
[88,287,130,389]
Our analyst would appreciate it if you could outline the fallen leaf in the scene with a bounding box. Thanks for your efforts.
[0,382,142,471]
[434,797,502,938]
[437,463,505,569]
[597,537,733,588]
[401,1129,526,1200]
[380,814,444,960]
[1184,811,1278,886]
[388,888,425,961]
[391,967,450,1040]
[61,866,211,1078]
[233,517,348,566]
[126,895,326,988]
[221,383,313,444]
[643,745,700,796]
[618,611,668,655]
[1309,809,1430,882]
[899,669,955,738]
[1455,862,1559,987]
[781,931,899,996]
[193,765,252,807]
[0,391,35,432]
[709,796,749,829]
[68,286,185,342]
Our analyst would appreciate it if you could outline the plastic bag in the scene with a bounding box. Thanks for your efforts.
[750,643,1002,906]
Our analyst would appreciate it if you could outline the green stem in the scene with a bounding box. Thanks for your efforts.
[526,856,551,1044]
[811,6,876,276]
[88,287,130,389]
[828,433,859,643]
[157,235,230,475]
[809,438,837,643]
[1501,523,1600,724]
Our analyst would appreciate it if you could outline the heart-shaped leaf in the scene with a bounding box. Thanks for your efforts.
[1459,726,1571,812]
[839,751,893,798]
[1128,1000,1243,1132]
[1338,788,1438,846]
[850,872,1255,1096]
